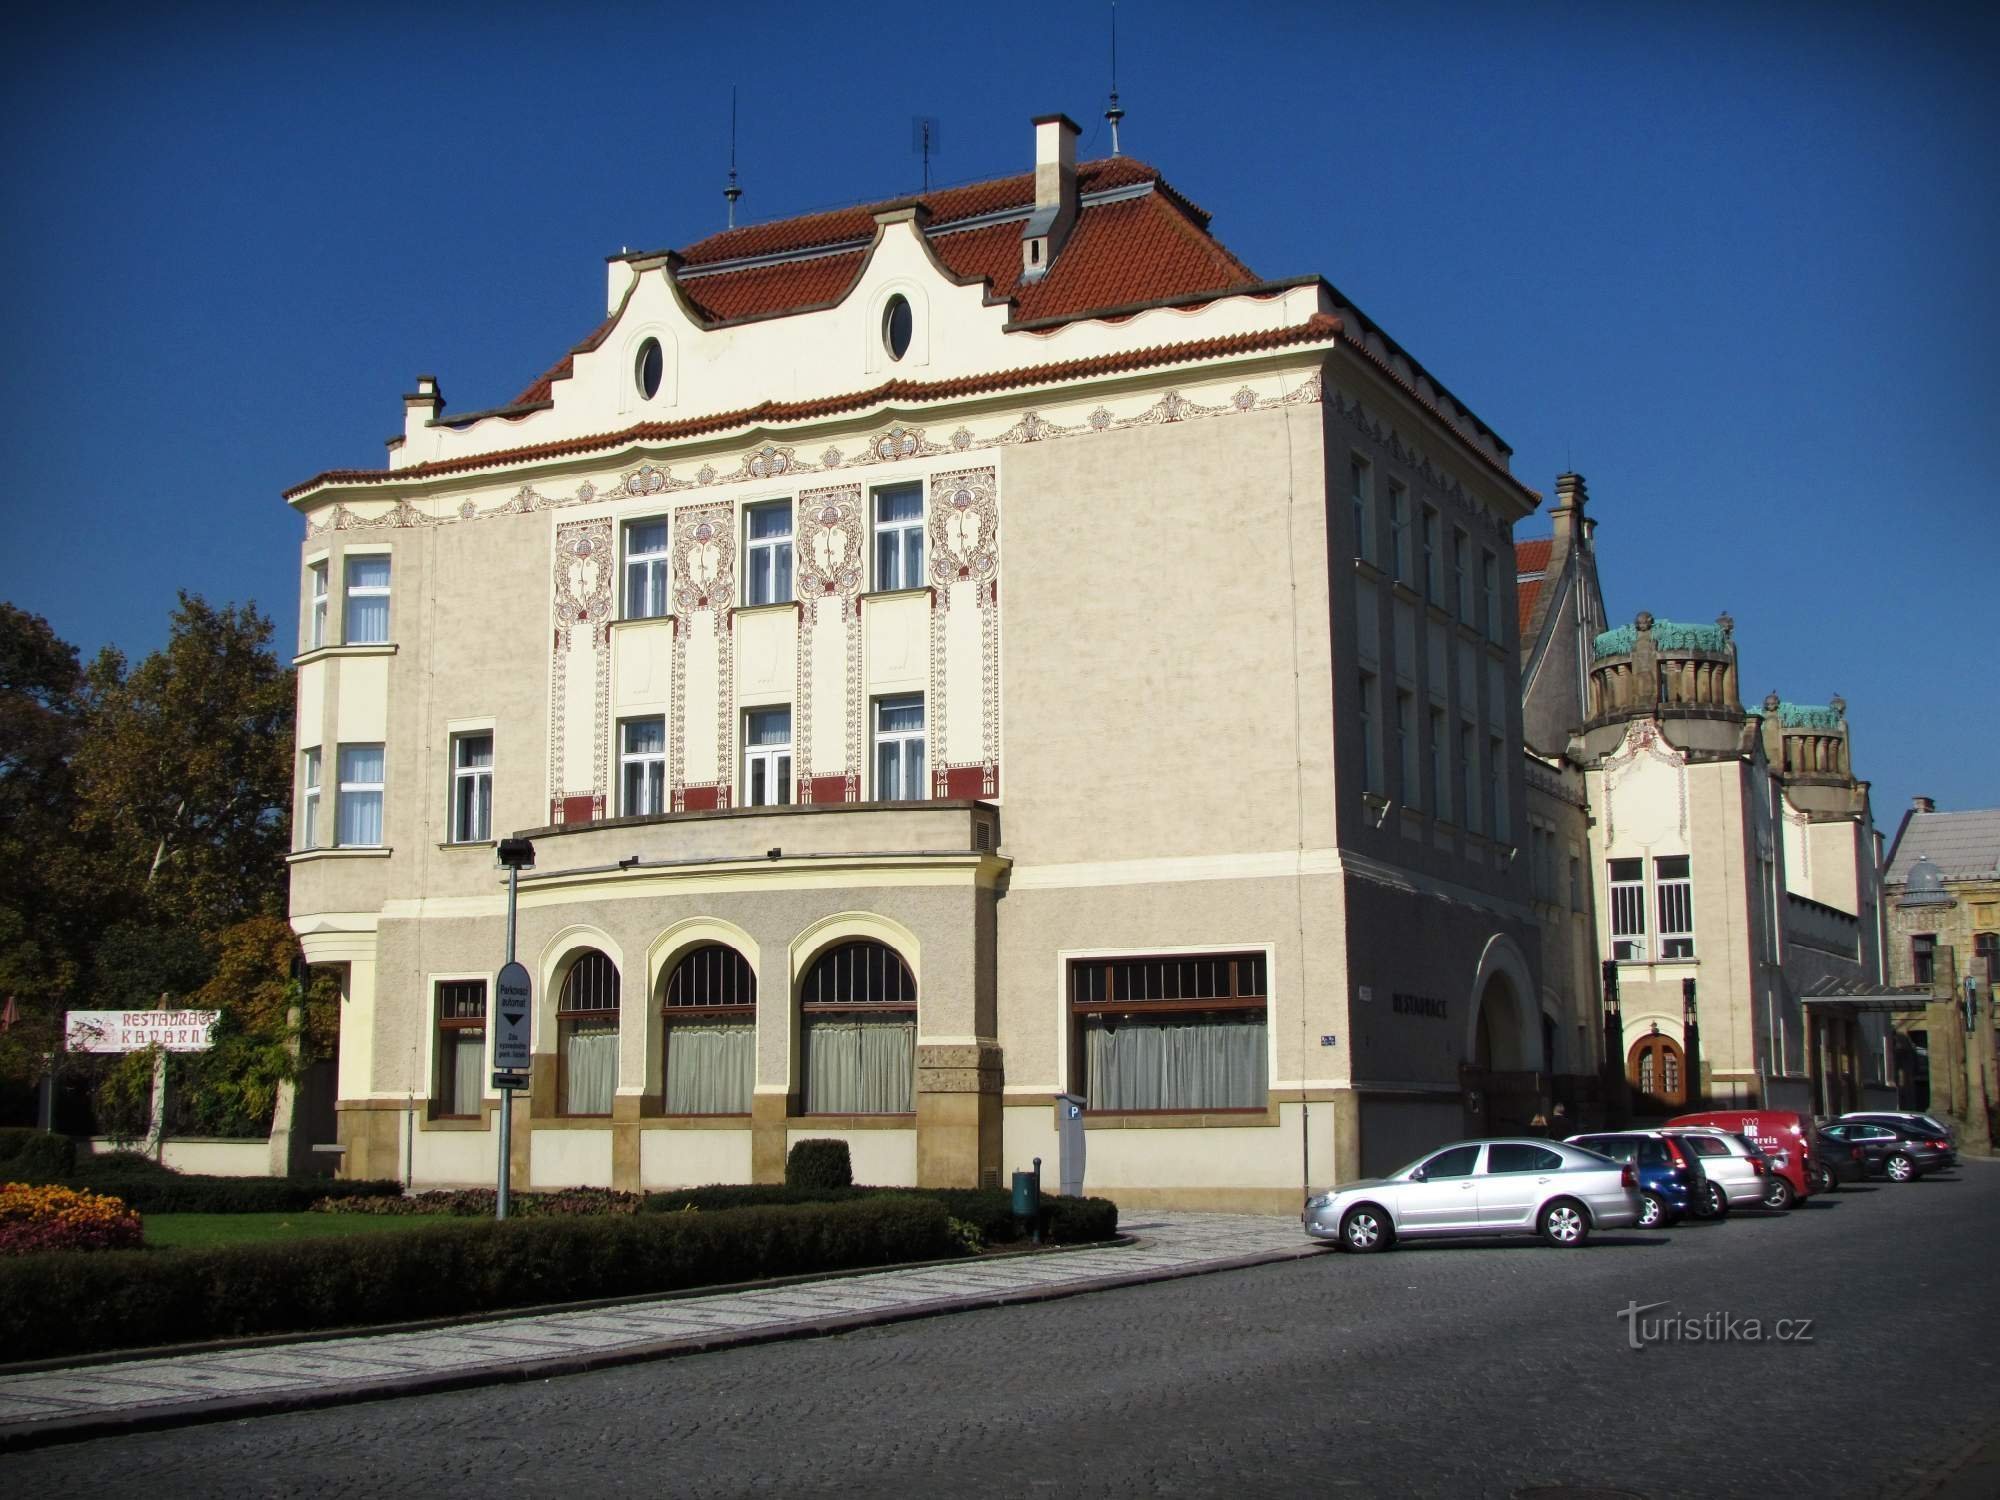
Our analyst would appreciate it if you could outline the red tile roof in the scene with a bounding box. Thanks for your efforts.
[1514,536,1553,636]
[288,314,1345,501]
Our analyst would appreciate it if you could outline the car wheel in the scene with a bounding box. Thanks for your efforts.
[1809,1163,1835,1194]
[1341,1205,1391,1253]
[1540,1198,1590,1247]
[1699,1180,1729,1219]
[1637,1191,1666,1229]
[1761,1175,1795,1211]
[1885,1154,1915,1183]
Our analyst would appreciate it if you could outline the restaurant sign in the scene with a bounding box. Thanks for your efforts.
[64,1010,220,1053]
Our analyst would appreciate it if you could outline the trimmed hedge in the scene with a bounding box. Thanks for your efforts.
[318,1187,642,1217]
[0,1195,957,1361]
[642,1184,1118,1246]
[1,1142,402,1213]
[0,1129,76,1181]
[786,1138,852,1190]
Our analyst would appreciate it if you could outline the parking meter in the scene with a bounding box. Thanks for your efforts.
[1054,1092,1087,1196]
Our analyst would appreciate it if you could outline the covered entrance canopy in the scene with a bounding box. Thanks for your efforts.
[1799,977,1933,1118]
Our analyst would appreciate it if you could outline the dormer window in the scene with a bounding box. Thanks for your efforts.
[635,338,663,400]
[882,296,913,362]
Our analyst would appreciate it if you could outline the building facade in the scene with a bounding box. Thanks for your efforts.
[286,117,1547,1210]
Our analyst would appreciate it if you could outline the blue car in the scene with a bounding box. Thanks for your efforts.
[1566,1130,1711,1227]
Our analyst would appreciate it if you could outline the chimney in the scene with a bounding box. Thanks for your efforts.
[1912,795,1935,814]
[1021,113,1080,282]
[1551,471,1589,555]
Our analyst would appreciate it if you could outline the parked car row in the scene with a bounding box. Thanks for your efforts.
[1301,1108,1958,1253]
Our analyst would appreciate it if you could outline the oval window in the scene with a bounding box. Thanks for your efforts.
[635,338,664,400]
[882,295,913,362]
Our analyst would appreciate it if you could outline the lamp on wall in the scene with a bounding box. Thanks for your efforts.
[1362,791,1392,830]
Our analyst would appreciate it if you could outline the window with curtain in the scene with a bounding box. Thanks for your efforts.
[436,980,486,1117]
[745,501,793,606]
[1070,953,1269,1112]
[558,950,620,1116]
[336,743,384,847]
[662,945,756,1114]
[621,717,666,816]
[800,940,916,1114]
[625,520,670,619]
[872,483,925,591]
[343,554,391,644]
[875,695,925,802]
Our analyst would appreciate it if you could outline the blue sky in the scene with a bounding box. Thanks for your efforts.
[2,0,1994,827]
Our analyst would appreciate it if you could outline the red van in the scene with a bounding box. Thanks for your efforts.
[1666,1109,1816,1209]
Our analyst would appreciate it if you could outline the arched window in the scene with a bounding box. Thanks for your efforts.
[558,950,620,1116]
[800,940,915,1114]
[662,945,756,1115]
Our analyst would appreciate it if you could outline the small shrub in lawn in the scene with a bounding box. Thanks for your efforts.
[317,1187,641,1217]
[785,1139,852,1190]
[0,1182,144,1256]
[0,1195,958,1360]
[0,1129,77,1181]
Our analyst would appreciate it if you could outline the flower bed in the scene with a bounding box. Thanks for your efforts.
[0,1182,144,1256]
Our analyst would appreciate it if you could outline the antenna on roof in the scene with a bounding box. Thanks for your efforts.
[911,115,941,193]
[1105,0,1125,156]
[724,86,743,229]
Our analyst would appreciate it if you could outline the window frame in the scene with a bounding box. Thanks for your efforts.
[1395,688,1416,807]
[1452,528,1470,624]
[435,978,488,1119]
[743,499,794,608]
[1457,721,1476,832]
[1655,854,1695,959]
[1349,455,1372,564]
[307,560,328,650]
[743,706,793,808]
[874,693,926,802]
[342,554,391,645]
[661,945,756,1117]
[1482,549,1500,640]
[799,939,918,1116]
[1358,671,1379,795]
[335,742,385,849]
[623,518,672,621]
[1911,933,1937,986]
[450,731,493,844]
[1488,733,1506,841]
[556,950,621,1118]
[1609,857,1648,960]
[872,482,926,593]
[1067,951,1270,1115]
[1421,506,1441,605]
[619,716,667,817]
[1428,704,1448,821]
[300,746,321,849]
[1388,481,1410,584]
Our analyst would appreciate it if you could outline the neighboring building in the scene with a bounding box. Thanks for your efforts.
[285,115,1547,1210]
[1513,482,1892,1118]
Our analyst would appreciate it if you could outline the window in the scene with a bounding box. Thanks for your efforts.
[1429,706,1448,821]
[1419,1143,1480,1178]
[801,940,916,1113]
[624,521,670,620]
[557,951,619,1116]
[436,980,486,1117]
[1488,734,1506,841]
[743,707,792,807]
[745,501,793,606]
[1350,457,1372,562]
[1482,550,1500,640]
[634,337,663,400]
[620,718,666,816]
[1421,507,1440,605]
[343,555,390,644]
[1609,857,1647,960]
[1452,529,1470,623]
[662,945,754,1115]
[335,744,384,847]
[307,561,328,649]
[1655,855,1695,958]
[1457,722,1475,832]
[451,732,492,843]
[1396,690,1416,807]
[1358,672,1379,794]
[1487,1143,1564,1174]
[1977,932,1999,984]
[1912,934,1937,986]
[873,483,925,592]
[300,747,321,849]
[875,695,925,801]
[882,295,913,361]
[1070,953,1268,1112]
[1388,482,1410,583]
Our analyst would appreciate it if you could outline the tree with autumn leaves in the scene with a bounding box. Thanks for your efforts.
[0,594,335,1134]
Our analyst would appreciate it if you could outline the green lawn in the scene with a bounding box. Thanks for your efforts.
[144,1213,456,1251]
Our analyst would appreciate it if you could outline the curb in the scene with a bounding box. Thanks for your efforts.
[0,1238,1325,1453]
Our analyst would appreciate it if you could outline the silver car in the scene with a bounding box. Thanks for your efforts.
[1302,1138,1642,1252]
[1658,1127,1768,1213]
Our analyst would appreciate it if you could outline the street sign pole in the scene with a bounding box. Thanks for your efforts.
[494,838,536,1221]
[498,859,517,1221]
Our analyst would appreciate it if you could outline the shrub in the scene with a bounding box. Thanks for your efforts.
[0,1129,76,1181]
[0,1196,957,1360]
[786,1138,852,1190]
[64,1170,401,1215]
[0,1182,144,1256]
[642,1184,1118,1245]
[317,1187,642,1218]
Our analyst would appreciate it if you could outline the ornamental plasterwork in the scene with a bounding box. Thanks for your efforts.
[300,368,1325,538]
[793,483,865,802]
[926,467,1001,798]
[1600,717,1689,843]
[548,517,615,813]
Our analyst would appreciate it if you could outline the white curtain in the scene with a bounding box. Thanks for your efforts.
[805,1015,915,1113]
[665,1023,754,1114]
[1084,1013,1268,1111]
[564,1019,618,1114]
[445,1029,484,1115]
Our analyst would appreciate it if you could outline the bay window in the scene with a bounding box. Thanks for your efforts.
[343,555,391,644]
[335,743,384,847]
[300,747,321,848]
[307,561,328,649]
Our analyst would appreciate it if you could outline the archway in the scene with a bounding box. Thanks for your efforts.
[1627,1032,1686,1113]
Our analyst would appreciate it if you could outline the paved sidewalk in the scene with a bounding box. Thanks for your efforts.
[0,1212,1316,1450]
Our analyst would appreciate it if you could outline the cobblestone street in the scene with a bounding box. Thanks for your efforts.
[4,1166,1998,1499]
